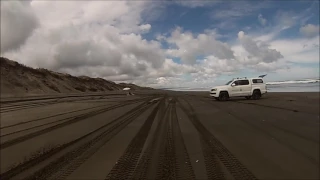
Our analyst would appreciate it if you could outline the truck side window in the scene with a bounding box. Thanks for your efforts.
[239,80,249,85]
[252,79,263,83]
[234,81,239,85]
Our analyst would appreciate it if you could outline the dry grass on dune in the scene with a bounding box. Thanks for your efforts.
[0,57,152,96]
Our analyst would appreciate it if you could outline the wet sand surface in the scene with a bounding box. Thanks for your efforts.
[0,91,319,179]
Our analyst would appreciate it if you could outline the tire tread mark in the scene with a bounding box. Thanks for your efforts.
[156,103,175,180]
[171,100,196,180]
[0,102,58,113]
[200,97,319,166]
[1,99,137,129]
[216,98,319,143]
[0,93,126,105]
[178,97,257,180]
[0,98,150,138]
[1,97,149,129]
[105,99,161,180]
[0,98,153,180]
[0,95,144,113]
[200,138,225,179]
[234,101,300,113]
[24,102,152,180]
[132,98,170,180]
[177,98,224,180]
[0,97,151,150]
[205,96,315,115]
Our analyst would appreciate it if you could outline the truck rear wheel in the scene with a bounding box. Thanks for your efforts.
[219,92,229,101]
[252,90,261,100]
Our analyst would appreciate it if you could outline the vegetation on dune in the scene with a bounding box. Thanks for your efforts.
[0,57,152,94]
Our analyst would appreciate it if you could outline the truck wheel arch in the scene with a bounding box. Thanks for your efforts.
[251,88,261,94]
[218,90,229,96]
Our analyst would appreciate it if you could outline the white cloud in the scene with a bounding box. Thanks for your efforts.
[212,9,246,20]
[300,24,320,38]
[258,14,267,26]
[1,1,318,89]
[30,1,150,34]
[2,1,164,81]
[165,27,235,64]
[270,36,319,63]
[203,28,228,39]
[211,1,271,20]
[0,1,38,53]
[139,24,151,33]
[254,9,317,43]
[274,11,296,29]
[254,30,280,42]
[237,31,284,63]
[213,20,238,30]
[210,1,273,31]
[273,8,316,31]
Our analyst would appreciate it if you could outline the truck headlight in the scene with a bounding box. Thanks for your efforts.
[211,88,217,91]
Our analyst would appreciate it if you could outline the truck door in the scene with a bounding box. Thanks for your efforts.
[239,80,251,96]
[230,80,241,97]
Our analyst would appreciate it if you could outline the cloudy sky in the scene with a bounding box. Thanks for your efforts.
[1,0,319,89]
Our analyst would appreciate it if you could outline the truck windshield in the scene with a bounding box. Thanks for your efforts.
[225,80,233,85]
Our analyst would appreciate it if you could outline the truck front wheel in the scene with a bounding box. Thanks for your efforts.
[219,92,229,101]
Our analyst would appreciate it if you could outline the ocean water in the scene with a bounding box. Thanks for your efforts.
[163,79,320,92]
[266,80,319,92]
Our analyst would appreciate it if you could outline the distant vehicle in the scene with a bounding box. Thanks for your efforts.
[123,87,135,96]
[210,77,267,101]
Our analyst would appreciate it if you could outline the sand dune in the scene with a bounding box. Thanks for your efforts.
[0,57,151,97]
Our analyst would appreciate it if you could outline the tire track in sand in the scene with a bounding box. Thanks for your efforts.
[0,97,150,138]
[0,97,152,150]
[178,97,257,180]
[23,101,155,180]
[131,97,170,180]
[199,97,319,166]
[132,97,195,180]
[105,98,162,180]
[0,98,155,180]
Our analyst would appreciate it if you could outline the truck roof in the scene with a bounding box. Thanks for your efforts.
[232,77,263,80]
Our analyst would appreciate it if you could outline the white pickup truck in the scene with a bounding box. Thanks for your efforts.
[210,77,267,101]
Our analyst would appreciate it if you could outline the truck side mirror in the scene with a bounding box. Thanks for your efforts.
[231,83,235,87]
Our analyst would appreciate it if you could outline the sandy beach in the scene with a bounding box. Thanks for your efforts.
[0,91,319,180]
